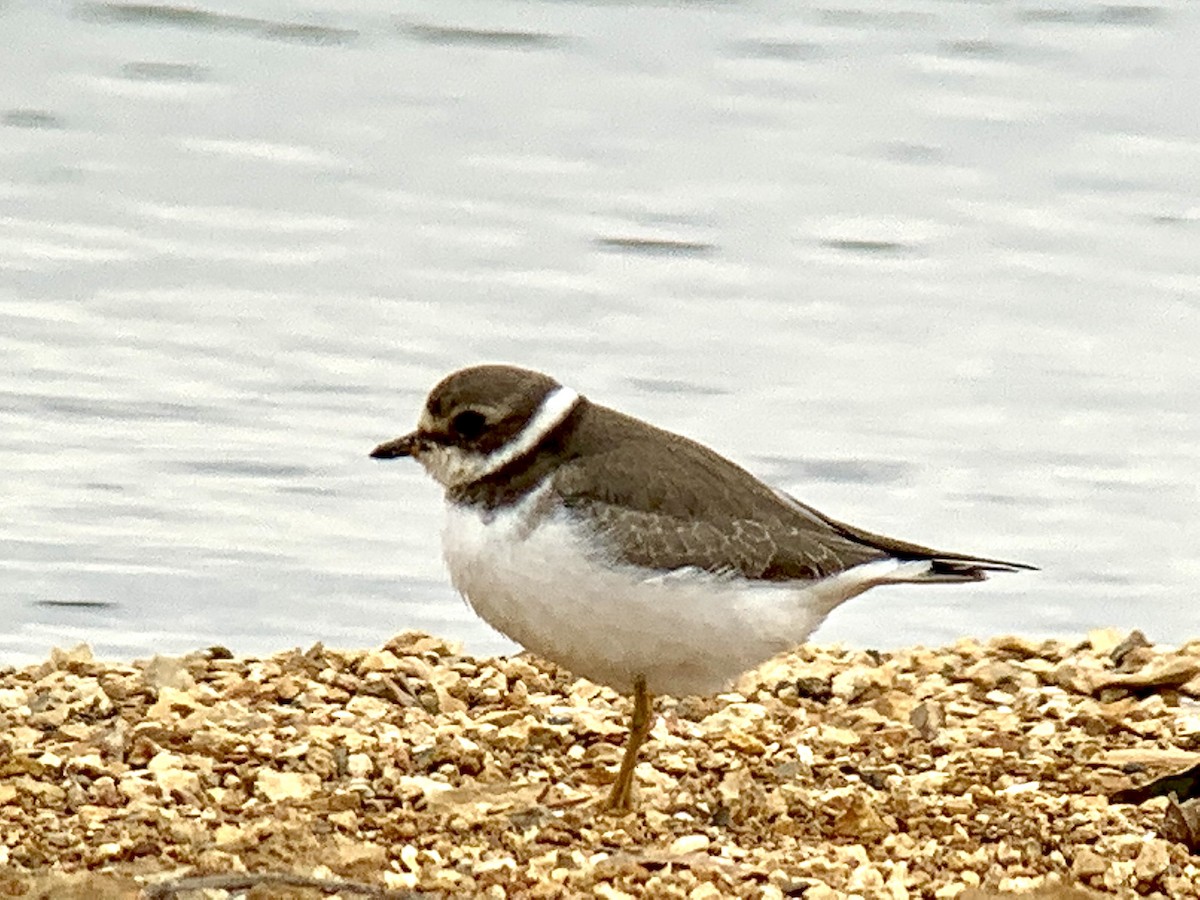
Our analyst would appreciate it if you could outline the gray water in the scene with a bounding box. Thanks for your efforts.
[2,0,1198,666]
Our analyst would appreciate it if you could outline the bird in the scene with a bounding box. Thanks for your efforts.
[370,364,1032,811]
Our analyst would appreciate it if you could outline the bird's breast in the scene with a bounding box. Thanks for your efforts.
[439,489,835,696]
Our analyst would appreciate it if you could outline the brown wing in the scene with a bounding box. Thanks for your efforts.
[568,499,888,580]
[552,403,1033,582]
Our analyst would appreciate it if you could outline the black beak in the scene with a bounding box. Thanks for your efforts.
[370,432,420,459]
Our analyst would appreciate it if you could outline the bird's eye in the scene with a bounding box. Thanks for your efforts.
[450,410,488,441]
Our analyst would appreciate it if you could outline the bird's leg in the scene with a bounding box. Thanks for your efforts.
[606,675,653,812]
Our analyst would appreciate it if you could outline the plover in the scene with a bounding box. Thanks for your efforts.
[370,364,1032,810]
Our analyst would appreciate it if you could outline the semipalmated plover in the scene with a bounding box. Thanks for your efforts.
[371,365,1032,810]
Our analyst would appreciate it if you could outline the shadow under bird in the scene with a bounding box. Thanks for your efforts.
[370,364,1033,811]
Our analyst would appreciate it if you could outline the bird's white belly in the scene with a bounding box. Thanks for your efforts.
[440,491,841,696]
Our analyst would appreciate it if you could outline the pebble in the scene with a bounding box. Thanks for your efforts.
[669,834,711,854]
[2,632,1200,898]
[254,769,320,802]
[1133,838,1172,883]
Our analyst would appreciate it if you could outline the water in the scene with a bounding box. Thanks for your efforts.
[2,0,1198,666]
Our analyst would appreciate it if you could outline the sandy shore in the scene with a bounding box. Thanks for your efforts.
[2,629,1199,899]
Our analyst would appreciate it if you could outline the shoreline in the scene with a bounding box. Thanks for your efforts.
[2,630,1198,898]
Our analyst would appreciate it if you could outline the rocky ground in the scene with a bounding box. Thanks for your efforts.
[2,629,1200,899]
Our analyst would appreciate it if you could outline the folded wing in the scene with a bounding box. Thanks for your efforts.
[552,411,1033,583]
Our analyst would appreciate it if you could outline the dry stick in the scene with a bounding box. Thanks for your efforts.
[141,870,427,899]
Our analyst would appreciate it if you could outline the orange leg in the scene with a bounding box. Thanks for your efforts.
[606,675,653,812]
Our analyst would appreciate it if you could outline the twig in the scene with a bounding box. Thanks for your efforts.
[140,870,427,898]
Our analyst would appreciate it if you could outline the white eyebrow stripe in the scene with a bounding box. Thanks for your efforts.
[478,385,581,477]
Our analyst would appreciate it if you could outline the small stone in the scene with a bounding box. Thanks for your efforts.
[49,643,94,671]
[146,751,201,796]
[987,635,1046,659]
[910,701,944,740]
[999,781,1041,796]
[255,769,320,802]
[818,724,861,746]
[1072,848,1108,878]
[359,649,404,672]
[698,702,769,738]
[832,666,886,702]
[1133,838,1171,883]
[1111,630,1153,666]
[594,884,637,900]
[1088,628,1127,654]
[142,655,196,693]
[1029,720,1057,737]
[399,844,420,872]
[274,675,303,701]
[688,883,722,900]
[801,885,839,900]
[996,875,1044,892]
[386,871,421,891]
[346,752,374,778]
[828,790,888,839]
[36,751,63,770]
[724,729,767,755]
[1161,796,1200,851]
[117,773,157,804]
[333,835,387,867]
[984,688,1016,707]
[885,862,911,900]
[669,834,711,855]
[397,775,454,799]
[846,863,886,893]
[1099,658,1200,693]
[965,660,1024,692]
[794,676,833,701]
[148,686,201,721]
[212,823,243,847]
[475,857,517,875]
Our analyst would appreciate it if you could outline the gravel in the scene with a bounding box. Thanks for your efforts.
[3,628,1200,899]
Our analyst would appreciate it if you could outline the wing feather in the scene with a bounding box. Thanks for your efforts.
[551,404,1033,582]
